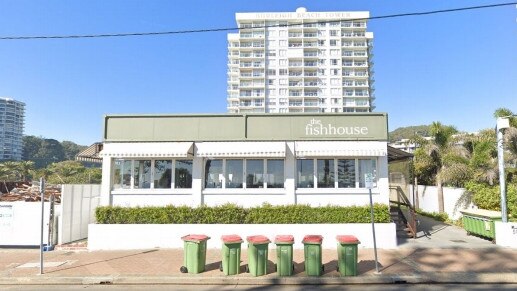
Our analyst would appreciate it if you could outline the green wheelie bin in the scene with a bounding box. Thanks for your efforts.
[180,234,211,274]
[274,235,295,276]
[220,234,243,275]
[302,235,324,276]
[336,235,360,276]
[246,235,270,276]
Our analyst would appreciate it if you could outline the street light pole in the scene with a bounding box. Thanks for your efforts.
[496,117,509,223]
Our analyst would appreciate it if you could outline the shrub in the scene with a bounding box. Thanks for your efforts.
[465,181,517,219]
[95,203,390,224]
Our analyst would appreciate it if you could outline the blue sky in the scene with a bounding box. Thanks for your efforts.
[0,1,515,145]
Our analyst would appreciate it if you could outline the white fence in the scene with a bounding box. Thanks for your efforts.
[58,184,101,244]
[88,223,397,250]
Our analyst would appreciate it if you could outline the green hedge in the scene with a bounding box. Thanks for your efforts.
[95,203,390,224]
[466,181,517,219]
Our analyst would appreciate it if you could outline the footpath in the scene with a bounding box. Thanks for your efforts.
[1,215,516,286]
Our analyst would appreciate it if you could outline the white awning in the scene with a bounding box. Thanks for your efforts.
[196,142,286,157]
[100,142,193,158]
[295,141,387,157]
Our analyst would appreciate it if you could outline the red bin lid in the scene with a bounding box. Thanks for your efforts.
[221,234,243,243]
[247,235,270,244]
[275,235,295,243]
[302,235,323,244]
[336,235,360,244]
[181,234,210,242]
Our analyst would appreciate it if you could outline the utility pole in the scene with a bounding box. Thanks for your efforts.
[496,117,509,223]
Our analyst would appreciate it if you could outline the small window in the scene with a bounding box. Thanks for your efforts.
[297,159,314,188]
[154,160,172,189]
[226,159,243,188]
[267,159,284,188]
[317,159,335,188]
[246,159,264,188]
[175,160,192,188]
[134,160,151,189]
[205,159,223,188]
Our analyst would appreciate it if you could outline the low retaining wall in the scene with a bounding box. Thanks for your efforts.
[495,222,517,248]
[88,223,397,250]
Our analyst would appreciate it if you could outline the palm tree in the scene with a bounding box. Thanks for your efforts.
[0,161,20,181]
[413,122,470,213]
[14,161,35,182]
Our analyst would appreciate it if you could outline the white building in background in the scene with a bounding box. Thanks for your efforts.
[227,7,375,114]
[0,97,25,161]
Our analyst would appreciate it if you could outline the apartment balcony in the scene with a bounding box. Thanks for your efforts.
[303,62,317,67]
[289,62,303,67]
[304,101,319,107]
[303,82,318,87]
[288,42,303,48]
[288,101,303,107]
[288,32,302,38]
[304,41,318,47]
[303,33,317,38]
[304,71,318,77]
[303,51,318,57]
[288,71,303,76]
[304,92,318,97]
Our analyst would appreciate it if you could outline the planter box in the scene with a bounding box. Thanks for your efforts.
[88,223,397,250]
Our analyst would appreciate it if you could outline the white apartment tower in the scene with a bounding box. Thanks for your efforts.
[0,97,25,161]
[227,8,375,113]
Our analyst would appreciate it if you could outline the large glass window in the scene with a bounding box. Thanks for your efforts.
[226,159,243,188]
[297,158,377,189]
[297,159,314,188]
[267,159,284,188]
[205,159,223,188]
[203,158,284,189]
[112,159,193,190]
[338,159,356,188]
[246,159,264,188]
[113,159,132,189]
[175,160,192,188]
[134,160,151,189]
[154,160,172,189]
[317,159,335,188]
[359,159,377,188]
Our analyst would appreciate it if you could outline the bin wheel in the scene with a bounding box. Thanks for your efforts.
[466,231,471,236]
[219,263,223,272]
[336,266,339,272]
[321,265,325,272]
[180,266,188,273]
[245,265,250,273]
[292,263,295,271]
[274,264,277,272]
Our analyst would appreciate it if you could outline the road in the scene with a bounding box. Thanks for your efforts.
[2,284,517,291]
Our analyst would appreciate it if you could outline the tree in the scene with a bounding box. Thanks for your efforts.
[61,141,87,161]
[413,122,470,213]
[0,161,20,181]
[17,161,35,182]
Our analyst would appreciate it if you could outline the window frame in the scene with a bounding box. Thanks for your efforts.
[112,158,194,190]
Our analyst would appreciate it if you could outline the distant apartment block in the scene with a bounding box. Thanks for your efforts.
[0,97,25,161]
[227,7,375,113]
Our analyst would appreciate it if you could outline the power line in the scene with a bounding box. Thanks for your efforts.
[1,2,515,40]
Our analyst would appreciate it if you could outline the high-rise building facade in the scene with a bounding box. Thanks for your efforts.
[0,97,25,161]
[227,8,374,114]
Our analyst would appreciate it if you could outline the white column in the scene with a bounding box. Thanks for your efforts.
[192,156,204,207]
[285,142,296,204]
[100,157,112,206]
[376,154,390,205]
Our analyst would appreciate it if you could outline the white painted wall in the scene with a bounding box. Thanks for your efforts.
[410,185,474,220]
[88,223,396,250]
[0,202,50,246]
[495,222,517,248]
[58,184,101,244]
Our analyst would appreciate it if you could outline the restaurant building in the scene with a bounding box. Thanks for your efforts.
[99,113,390,208]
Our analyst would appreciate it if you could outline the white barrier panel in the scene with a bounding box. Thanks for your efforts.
[495,221,517,248]
[0,202,50,246]
[88,223,397,250]
[59,184,101,244]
